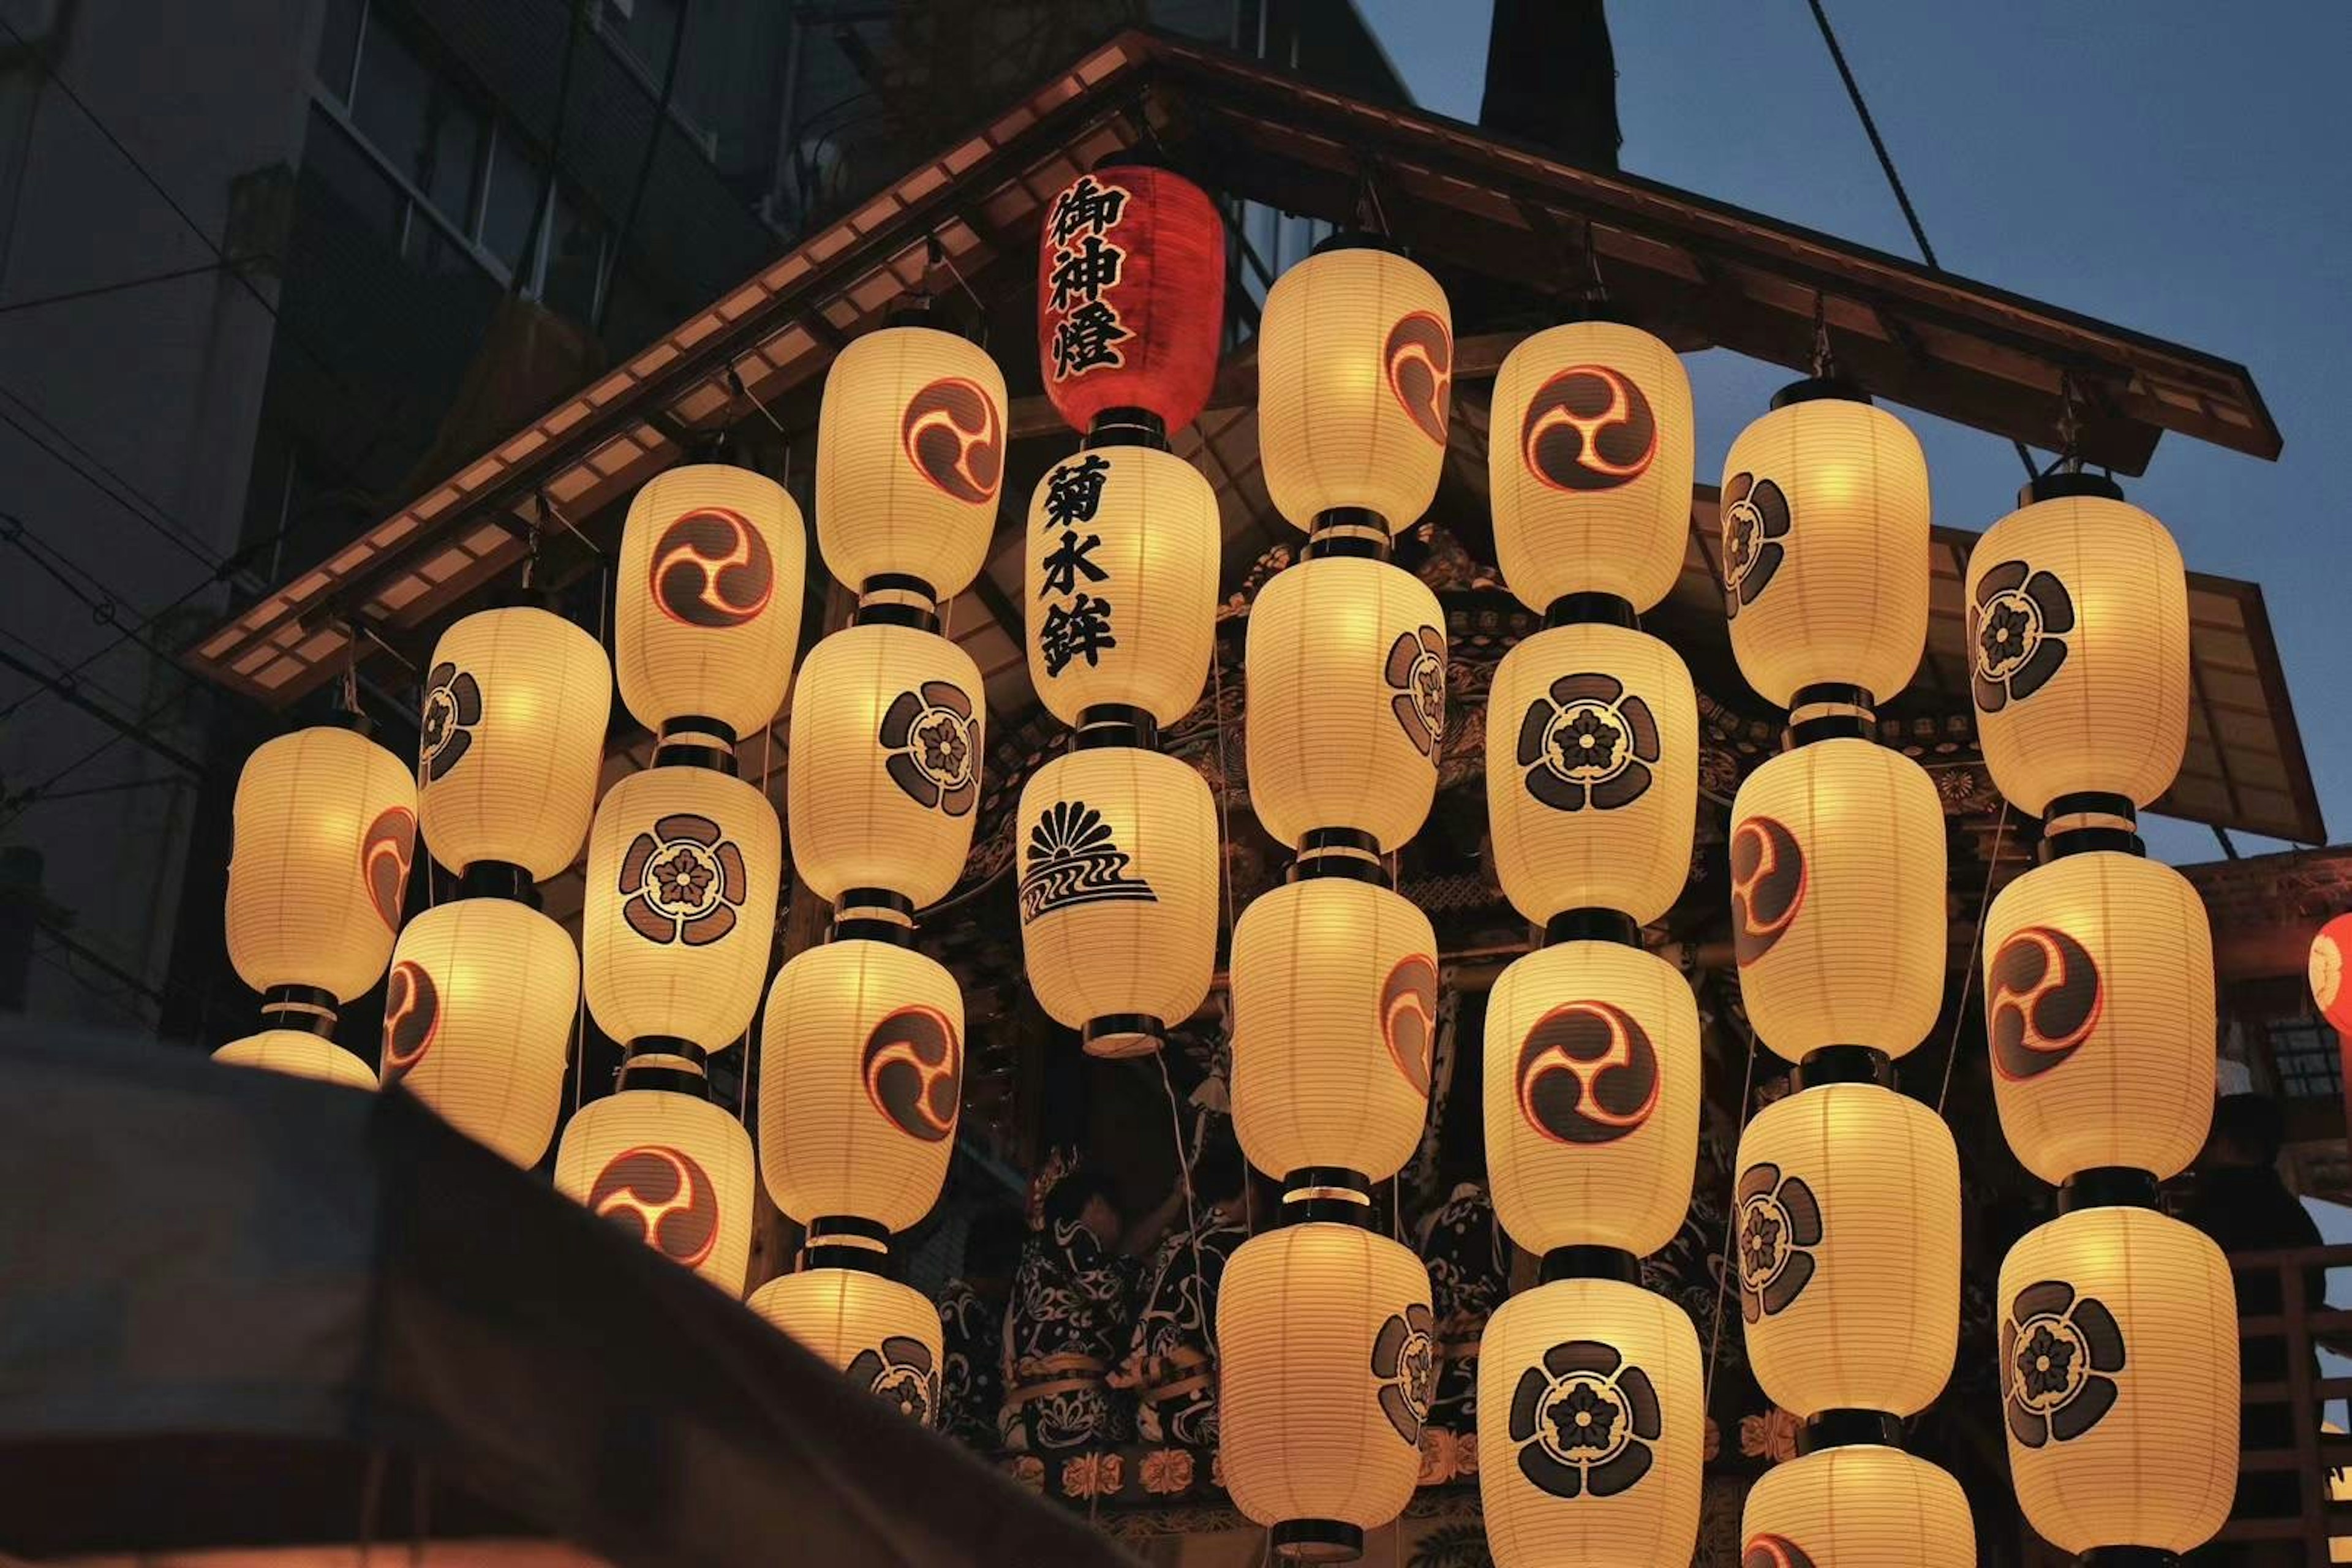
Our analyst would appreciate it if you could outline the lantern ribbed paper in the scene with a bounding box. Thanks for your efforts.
[815,326,1005,600]
[1489,322,1695,616]
[417,606,609,880]
[1729,739,1946,1061]
[1719,397,1929,707]
[1024,444,1218,727]
[1998,1205,2237,1555]
[1741,1445,1975,1567]
[1983,851,2215,1184]
[1477,1276,1702,1568]
[1245,554,1444,853]
[1218,1224,1431,1541]
[1967,494,2190,815]
[1484,941,1698,1257]
[747,1268,946,1423]
[615,464,805,740]
[1487,623,1697,926]
[226,725,415,1001]
[556,1085,755,1293]
[214,1030,377,1089]
[2313,911,2352,1033]
[1231,875,1437,1185]
[381,896,578,1168]
[788,624,984,909]
[1258,246,1451,533]
[1017,747,1217,1042]
[758,937,961,1234]
[582,764,780,1050]
[1735,1082,1959,1418]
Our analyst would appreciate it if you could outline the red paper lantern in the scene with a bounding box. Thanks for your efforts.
[1036,161,1224,437]
[2312,912,2352,1033]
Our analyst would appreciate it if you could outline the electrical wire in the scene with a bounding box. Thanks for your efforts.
[0,385,219,568]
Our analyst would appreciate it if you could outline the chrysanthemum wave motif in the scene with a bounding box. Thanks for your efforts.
[1019,799,1155,921]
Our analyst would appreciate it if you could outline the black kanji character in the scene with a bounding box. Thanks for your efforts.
[1050,300,1131,377]
[1039,529,1109,598]
[1040,592,1117,676]
[1042,454,1112,527]
[1049,175,1130,246]
[1049,234,1125,312]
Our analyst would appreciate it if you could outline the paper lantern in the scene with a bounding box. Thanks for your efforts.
[1718,394,1929,708]
[1740,1445,1974,1567]
[226,725,415,1002]
[417,606,609,880]
[1998,1205,2237,1555]
[1967,491,2190,816]
[787,623,985,909]
[1258,243,1451,533]
[1036,163,1224,435]
[1017,746,1218,1055]
[1983,851,2215,1185]
[582,763,780,1051]
[555,1084,755,1293]
[1246,554,1444,853]
[1023,444,1218,727]
[1231,875,1436,1185]
[1478,1276,1702,1568]
[758,937,961,1234]
[380,896,578,1168]
[1729,740,1945,1061]
[1487,623,1697,927]
[2313,912,2352,1034]
[747,1267,946,1423]
[1735,1082,1959,1418]
[214,1029,377,1089]
[614,464,807,741]
[1218,1223,1432,1555]
[1483,941,1699,1257]
[815,326,1005,601]
[1489,322,1695,616]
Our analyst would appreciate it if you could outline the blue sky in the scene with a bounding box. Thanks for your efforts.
[1355,0,2352,864]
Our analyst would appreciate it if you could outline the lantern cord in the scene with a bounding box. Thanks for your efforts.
[725,361,790,437]
[1808,291,1833,380]
[1152,1049,1212,1383]
[1933,800,2010,1119]
[1208,642,1241,946]
[533,491,605,559]
[924,229,990,325]
[1699,997,1762,1413]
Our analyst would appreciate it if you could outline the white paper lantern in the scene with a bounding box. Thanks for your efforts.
[1487,623,1697,927]
[1483,941,1699,1258]
[1489,322,1695,616]
[747,1267,945,1423]
[1246,554,1444,853]
[214,1029,377,1089]
[555,1084,755,1294]
[1258,244,1451,534]
[614,463,807,741]
[1719,395,1930,708]
[1735,1083,1959,1419]
[582,763,780,1051]
[1741,1444,1975,1567]
[787,623,984,910]
[1478,1276,1702,1568]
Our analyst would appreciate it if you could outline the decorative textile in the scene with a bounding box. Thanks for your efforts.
[1000,1216,1140,1453]
[1115,1207,1248,1446]
[1416,1181,1508,1435]
[938,1278,1008,1448]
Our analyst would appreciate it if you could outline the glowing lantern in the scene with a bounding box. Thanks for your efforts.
[787,624,984,910]
[214,1030,376,1089]
[1036,162,1224,436]
[747,1267,946,1424]
[1017,746,1217,1057]
[380,897,578,1168]
[1218,1223,1433,1558]
[1718,392,1930,709]
[1741,1444,1974,1567]
[758,937,961,1235]
[1246,554,1445,853]
[815,326,1005,601]
[1231,874,1437,1185]
[226,725,415,1005]
[1477,1276,1702,1568]
[416,606,609,881]
[614,464,807,742]
[1483,941,1698,1257]
[1487,624,1697,927]
[555,1078,755,1294]
[1489,322,1695,617]
[1728,739,1946,1061]
[1734,1082,1959,1419]
[1023,445,1218,727]
[1967,484,2189,818]
[1258,242,1452,534]
[1998,1205,2237,1556]
[2313,911,2352,1033]
[582,763,781,1052]
[1982,852,2215,1185]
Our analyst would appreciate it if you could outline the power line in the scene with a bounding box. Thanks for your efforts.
[0,639,206,778]
[0,255,246,317]
[0,513,190,673]
[0,382,221,567]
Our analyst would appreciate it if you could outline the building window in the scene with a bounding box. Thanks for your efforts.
[2269,1017,2343,1102]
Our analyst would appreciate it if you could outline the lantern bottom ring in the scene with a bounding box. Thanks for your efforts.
[1271,1518,1363,1563]
[1081,1013,1164,1058]
[1792,1045,1893,1090]
[1082,406,1169,451]
[260,985,338,1034]
[2056,1165,2162,1214]
[1542,908,1639,949]
[2077,1551,2180,1568]
[1795,1408,1904,1455]
[1539,1245,1638,1284]
[1542,590,1636,629]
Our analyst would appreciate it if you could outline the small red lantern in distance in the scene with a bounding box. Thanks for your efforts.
[2312,913,2352,1034]
[1038,160,1224,438]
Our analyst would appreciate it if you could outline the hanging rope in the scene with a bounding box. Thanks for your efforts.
[1700,993,1763,1413]
[1935,801,2010,1119]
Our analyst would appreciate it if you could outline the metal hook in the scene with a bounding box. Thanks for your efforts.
[1809,290,1834,379]
[2054,371,2084,473]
